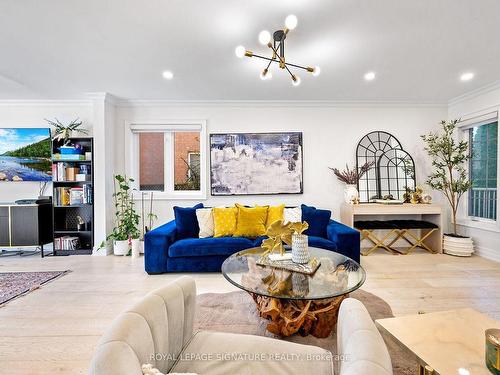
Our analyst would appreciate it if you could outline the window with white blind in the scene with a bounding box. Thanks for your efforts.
[125,121,207,199]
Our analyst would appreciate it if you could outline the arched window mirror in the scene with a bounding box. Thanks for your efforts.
[377,148,416,200]
[356,131,402,202]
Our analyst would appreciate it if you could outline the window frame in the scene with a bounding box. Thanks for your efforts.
[456,111,500,232]
[124,120,207,200]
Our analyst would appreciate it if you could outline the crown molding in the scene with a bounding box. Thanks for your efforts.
[0,99,92,106]
[448,79,500,107]
[85,92,118,105]
[116,99,447,108]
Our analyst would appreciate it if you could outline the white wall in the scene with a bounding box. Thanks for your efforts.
[449,84,500,262]
[115,103,446,224]
[0,101,93,202]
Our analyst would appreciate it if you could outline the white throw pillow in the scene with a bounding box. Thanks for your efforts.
[196,208,214,238]
[283,207,302,224]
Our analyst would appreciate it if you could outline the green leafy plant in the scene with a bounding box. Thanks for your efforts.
[46,118,88,145]
[421,119,472,235]
[107,175,140,244]
[140,191,158,240]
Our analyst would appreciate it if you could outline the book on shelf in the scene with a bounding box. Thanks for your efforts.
[54,236,81,250]
[54,186,92,205]
[52,154,86,161]
[52,162,91,182]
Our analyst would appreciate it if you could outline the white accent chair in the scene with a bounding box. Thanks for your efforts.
[89,276,392,375]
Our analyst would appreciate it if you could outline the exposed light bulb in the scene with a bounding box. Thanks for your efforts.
[312,66,321,77]
[364,71,376,81]
[292,75,301,86]
[162,70,174,80]
[460,72,474,81]
[260,69,272,80]
[285,15,298,30]
[235,45,246,58]
[258,30,271,45]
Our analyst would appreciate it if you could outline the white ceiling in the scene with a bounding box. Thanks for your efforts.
[1,0,499,102]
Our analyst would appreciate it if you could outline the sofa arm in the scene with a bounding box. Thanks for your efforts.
[145,220,177,274]
[326,219,360,263]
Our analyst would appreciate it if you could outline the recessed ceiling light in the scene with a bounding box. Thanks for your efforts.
[364,72,376,81]
[460,72,474,81]
[162,71,174,80]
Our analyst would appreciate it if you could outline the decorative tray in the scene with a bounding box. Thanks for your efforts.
[257,255,321,275]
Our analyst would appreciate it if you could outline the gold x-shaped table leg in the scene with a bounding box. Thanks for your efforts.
[389,228,438,254]
[360,229,400,256]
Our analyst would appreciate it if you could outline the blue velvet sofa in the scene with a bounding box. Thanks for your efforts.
[145,208,360,274]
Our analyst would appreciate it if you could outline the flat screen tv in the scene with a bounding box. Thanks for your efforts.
[0,128,52,182]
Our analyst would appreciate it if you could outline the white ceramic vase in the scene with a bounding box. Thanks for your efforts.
[113,240,129,256]
[443,234,474,257]
[131,239,142,258]
[344,184,359,204]
[291,233,310,264]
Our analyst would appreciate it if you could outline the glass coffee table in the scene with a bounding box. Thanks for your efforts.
[221,247,366,338]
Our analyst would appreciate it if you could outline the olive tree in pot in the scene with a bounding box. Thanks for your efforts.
[421,119,474,256]
[108,175,140,256]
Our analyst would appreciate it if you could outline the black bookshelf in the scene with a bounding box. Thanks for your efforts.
[51,137,94,255]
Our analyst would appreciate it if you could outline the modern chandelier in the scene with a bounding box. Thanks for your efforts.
[235,15,320,86]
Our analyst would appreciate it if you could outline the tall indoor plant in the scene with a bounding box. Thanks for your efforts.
[421,119,474,256]
[108,175,140,256]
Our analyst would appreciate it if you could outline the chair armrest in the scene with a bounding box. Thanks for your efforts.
[327,219,360,263]
[145,220,177,274]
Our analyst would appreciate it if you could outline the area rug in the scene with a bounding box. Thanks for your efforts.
[0,270,70,306]
[195,290,418,375]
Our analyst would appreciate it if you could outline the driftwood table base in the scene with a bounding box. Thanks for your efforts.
[250,293,348,338]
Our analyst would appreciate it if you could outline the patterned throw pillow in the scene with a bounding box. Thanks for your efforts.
[233,203,269,238]
[283,207,302,224]
[196,208,214,238]
[213,207,238,237]
[266,204,285,228]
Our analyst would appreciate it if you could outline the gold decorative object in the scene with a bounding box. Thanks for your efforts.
[260,220,309,256]
[486,328,500,374]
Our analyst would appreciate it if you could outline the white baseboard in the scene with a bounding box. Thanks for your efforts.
[474,245,500,262]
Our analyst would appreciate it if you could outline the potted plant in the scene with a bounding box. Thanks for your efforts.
[421,119,474,256]
[108,175,140,256]
[46,118,88,145]
[139,191,158,254]
[329,162,374,204]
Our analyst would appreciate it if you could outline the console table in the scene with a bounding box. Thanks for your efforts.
[340,203,443,253]
[0,202,53,258]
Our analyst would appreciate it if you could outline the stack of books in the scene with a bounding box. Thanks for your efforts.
[53,154,86,161]
[54,236,80,250]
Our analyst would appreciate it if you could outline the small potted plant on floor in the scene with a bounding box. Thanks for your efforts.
[109,175,140,256]
[421,119,474,256]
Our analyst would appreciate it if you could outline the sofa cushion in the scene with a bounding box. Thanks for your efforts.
[283,206,301,224]
[213,207,238,237]
[266,204,285,227]
[174,203,204,239]
[168,237,254,258]
[233,203,269,238]
[196,208,214,238]
[301,204,331,238]
[170,331,334,375]
[308,236,337,251]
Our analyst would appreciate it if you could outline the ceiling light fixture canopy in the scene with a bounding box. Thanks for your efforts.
[235,15,319,86]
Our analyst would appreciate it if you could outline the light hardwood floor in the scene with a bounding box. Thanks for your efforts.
[0,252,499,374]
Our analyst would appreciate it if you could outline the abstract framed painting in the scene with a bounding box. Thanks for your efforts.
[210,132,303,195]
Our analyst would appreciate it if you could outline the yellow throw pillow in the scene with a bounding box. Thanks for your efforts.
[266,204,285,228]
[213,207,238,237]
[233,204,269,238]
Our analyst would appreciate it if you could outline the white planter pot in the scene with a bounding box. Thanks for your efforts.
[131,239,142,258]
[113,240,129,256]
[291,234,310,264]
[344,184,359,204]
[139,239,145,254]
[443,234,474,257]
